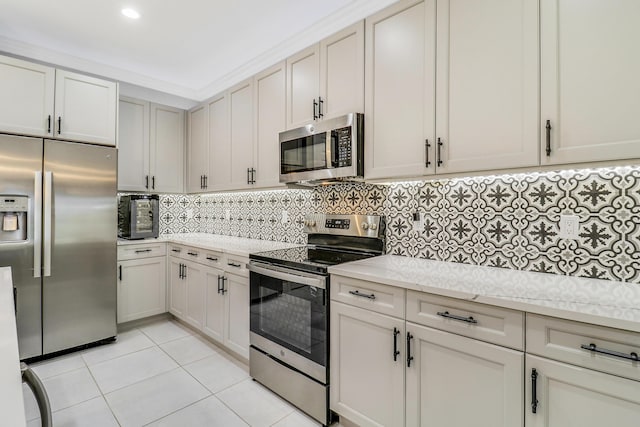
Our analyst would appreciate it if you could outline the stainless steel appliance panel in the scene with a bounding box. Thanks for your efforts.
[42,140,117,354]
[0,135,43,358]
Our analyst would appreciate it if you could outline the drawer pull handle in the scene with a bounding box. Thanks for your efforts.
[580,343,639,362]
[349,290,376,300]
[135,249,152,253]
[206,256,218,262]
[393,327,400,362]
[437,311,477,324]
[187,252,198,257]
[531,368,538,413]
[228,262,241,268]
[171,249,181,253]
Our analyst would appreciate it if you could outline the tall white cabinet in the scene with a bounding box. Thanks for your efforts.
[540,0,640,164]
[187,104,209,192]
[365,0,538,179]
[118,97,184,193]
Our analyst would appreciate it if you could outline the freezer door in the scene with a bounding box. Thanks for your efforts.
[42,140,117,354]
[0,134,43,359]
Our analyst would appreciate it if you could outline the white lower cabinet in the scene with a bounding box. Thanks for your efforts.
[203,267,225,342]
[116,242,167,324]
[168,257,186,318]
[222,272,249,359]
[183,260,205,330]
[117,256,166,323]
[525,354,640,427]
[331,301,405,427]
[405,323,523,427]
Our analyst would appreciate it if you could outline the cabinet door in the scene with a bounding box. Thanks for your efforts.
[203,267,224,343]
[184,261,205,330]
[54,70,117,145]
[435,0,539,173]
[320,20,365,119]
[117,97,149,192]
[224,273,249,359]
[405,322,523,427]
[150,103,184,193]
[254,62,285,188]
[187,104,208,193]
[330,301,405,427]
[0,55,55,137]
[364,0,436,180]
[525,355,640,427]
[117,257,166,323]
[208,94,231,190]
[541,0,640,165]
[286,44,320,129]
[229,80,254,189]
[168,258,185,318]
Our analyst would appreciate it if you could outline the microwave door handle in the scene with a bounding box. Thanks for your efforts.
[326,132,337,168]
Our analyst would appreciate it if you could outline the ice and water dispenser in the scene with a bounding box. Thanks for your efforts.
[0,196,28,242]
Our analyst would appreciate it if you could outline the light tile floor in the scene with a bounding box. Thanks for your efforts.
[23,318,332,427]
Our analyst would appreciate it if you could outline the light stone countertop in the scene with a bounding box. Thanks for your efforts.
[118,233,303,257]
[0,266,27,427]
[328,255,640,333]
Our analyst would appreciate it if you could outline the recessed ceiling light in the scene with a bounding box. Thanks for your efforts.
[121,8,140,19]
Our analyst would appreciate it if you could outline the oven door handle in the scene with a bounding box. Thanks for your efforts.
[249,263,326,289]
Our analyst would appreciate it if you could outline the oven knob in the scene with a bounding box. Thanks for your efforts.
[309,220,316,227]
[361,223,369,230]
[369,223,378,231]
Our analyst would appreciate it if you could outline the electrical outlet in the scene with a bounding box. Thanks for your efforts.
[186,208,194,220]
[281,210,289,224]
[559,215,579,239]
[225,209,231,221]
[412,212,424,233]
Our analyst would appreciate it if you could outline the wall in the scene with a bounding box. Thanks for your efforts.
[157,165,640,284]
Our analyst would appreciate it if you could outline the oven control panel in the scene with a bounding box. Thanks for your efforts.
[304,214,385,238]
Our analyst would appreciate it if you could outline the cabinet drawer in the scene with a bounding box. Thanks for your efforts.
[331,275,405,318]
[225,255,249,277]
[168,245,202,262]
[117,242,166,260]
[201,250,224,268]
[407,291,524,350]
[527,314,640,381]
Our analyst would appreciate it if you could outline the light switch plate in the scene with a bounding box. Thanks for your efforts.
[281,210,289,224]
[225,209,231,221]
[559,214,579,239]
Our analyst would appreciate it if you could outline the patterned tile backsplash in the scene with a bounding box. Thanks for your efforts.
[148,165,640,284]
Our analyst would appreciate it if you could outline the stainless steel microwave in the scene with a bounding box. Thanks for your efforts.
[279,113,364,184]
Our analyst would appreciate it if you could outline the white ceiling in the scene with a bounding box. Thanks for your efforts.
[0,0,397,105]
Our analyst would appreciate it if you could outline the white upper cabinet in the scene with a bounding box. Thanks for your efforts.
[287,45,320,129]
[0,54,116,145]
[229,79,254,189]
[55,69,117,145]
[187,104,209,192]
[118,97,149,192]
[287,21,364,129]
[435,0,539,173]
[319,21,365,120]
[541,0,640,164]
[366,0,538,180]
[254,62,286,188]
[208,93,230,191]
[365,0,435,180]
[150,103,184,193]
[0,55,55,137]
[118,98,184,193]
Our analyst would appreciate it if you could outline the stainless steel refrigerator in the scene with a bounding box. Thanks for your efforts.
[0,134,117,360]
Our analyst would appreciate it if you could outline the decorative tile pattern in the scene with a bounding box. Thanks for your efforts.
[141,165,640,285]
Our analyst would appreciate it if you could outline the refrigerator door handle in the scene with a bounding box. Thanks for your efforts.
[34,171,42,278]
[43,171,53,277]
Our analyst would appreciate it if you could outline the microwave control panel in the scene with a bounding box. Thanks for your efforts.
[333,127,352,167]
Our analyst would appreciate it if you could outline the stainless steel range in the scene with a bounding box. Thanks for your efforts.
[248,214,385,426]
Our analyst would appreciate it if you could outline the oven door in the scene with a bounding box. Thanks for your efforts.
[249,262,327,376]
